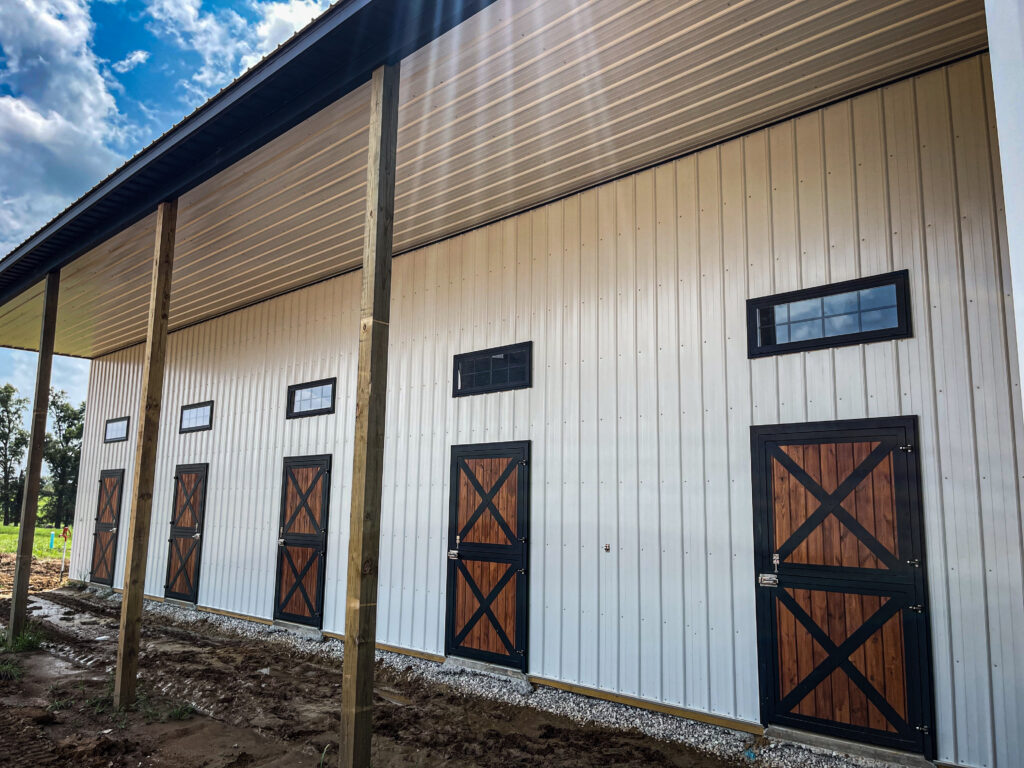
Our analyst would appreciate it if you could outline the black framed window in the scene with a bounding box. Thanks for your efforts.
[747,270,911,358]
[453,341,532,397]
[179,401,214,433]
[287,377,336,418]
[104,417,129,443]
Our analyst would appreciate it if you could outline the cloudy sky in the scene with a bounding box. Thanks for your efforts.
[0,0,331,419]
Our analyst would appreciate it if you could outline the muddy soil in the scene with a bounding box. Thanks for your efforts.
[0,553,68,596]
[0,588,742,768]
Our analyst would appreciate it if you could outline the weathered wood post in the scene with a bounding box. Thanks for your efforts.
[113,199,177,708]
[6,270,59,647]
[339,61,400,768]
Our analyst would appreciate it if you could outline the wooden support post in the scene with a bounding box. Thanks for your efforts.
[6,271,59,647]
[113,200,177,709]
[340,61,400,768]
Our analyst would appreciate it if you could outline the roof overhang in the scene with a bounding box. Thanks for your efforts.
[0,0,989,358]
[0,0,497,307]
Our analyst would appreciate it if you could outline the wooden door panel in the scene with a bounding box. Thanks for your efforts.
[90,469,124,586]
[164,464,208,603]
[275,455,330,627]
[752,418,933,758]
[446,442,528,670]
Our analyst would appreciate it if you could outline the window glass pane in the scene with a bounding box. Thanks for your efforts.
[292,381,333,413]
[787,297,822,322]
[789,319,823,342]
[105,419,127,441]
[750,272,908,356]
[859,284,897,310]
[181,403,212,430]
[454,343,531,395]
[824,313,859,337]
[823,291,858,316]
[860,306,899,331]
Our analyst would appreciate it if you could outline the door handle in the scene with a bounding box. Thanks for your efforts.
[192,532,201,540]
[110,527,117,535]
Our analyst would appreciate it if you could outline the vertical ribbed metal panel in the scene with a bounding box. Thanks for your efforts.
[69,55,1021,768]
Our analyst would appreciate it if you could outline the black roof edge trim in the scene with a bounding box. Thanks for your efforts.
[0,0,497,307]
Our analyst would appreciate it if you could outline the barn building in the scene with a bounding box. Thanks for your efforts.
[2,1,1023,766]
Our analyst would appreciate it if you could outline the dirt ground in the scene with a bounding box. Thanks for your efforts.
[0,553,68,596]
[0,587,744,768]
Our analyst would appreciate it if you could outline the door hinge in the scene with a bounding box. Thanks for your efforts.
[907,604,925,614]
[905,558,921,568]
[518,459,528,467]
[517,568,526,575]
[915,725,930,734]
[515,649,525,656]
[898,444,914,453]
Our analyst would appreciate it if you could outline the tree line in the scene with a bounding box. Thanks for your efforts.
[0,383,84,528]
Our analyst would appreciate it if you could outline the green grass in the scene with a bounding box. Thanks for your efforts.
[0,624,45,653]
[0,657,23,681]
[0,522,72,560]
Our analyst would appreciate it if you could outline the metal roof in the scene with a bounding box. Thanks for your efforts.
[0,0,496,307]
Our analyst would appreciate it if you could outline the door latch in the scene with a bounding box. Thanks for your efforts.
[907,604,925,614]
[758,573,779,588]
[278,538,286,547]
[192,532,202,540]
[447,549,459,560]
[898,444,914,453]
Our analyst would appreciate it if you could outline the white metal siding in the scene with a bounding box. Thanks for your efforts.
[70,55,1022,768]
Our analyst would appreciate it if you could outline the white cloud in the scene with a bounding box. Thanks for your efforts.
[240,0,328,69]
[0,0,127,257]
[0,0,333,260]
[112,50,150,74]
[145,0,329,104]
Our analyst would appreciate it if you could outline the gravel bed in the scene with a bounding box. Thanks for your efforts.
[73,585,903,768]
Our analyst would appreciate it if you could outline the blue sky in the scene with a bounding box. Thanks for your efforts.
[0,0,330,427]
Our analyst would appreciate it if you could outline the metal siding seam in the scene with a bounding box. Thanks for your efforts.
[615,177,639,697]
[578,187,601,689]
[884,76,957,762]
[982,53,1024,768]
[653,163,683,706]
[949,56,1019,767]
[722,136,758,720]
[634,170,662,702]
[919,66,992,766]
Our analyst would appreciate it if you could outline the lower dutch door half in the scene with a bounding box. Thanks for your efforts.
[445,441,530,671]
[750,417,935,757]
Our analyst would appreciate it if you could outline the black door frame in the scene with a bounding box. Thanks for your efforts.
[444,440,530,671]
[274,454,331,628]
[751,416,935,758]
[164,463,209,603]
[90,468,124,586]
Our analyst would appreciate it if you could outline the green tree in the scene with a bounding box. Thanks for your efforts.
[42,389,85,527]
[0,383,30,526]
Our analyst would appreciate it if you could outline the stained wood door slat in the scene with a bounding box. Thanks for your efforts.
[445,442,529,671]
[90,470,124,586]
[752,418,933,757]
[164,464,208,603]
[274,455,331,628]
